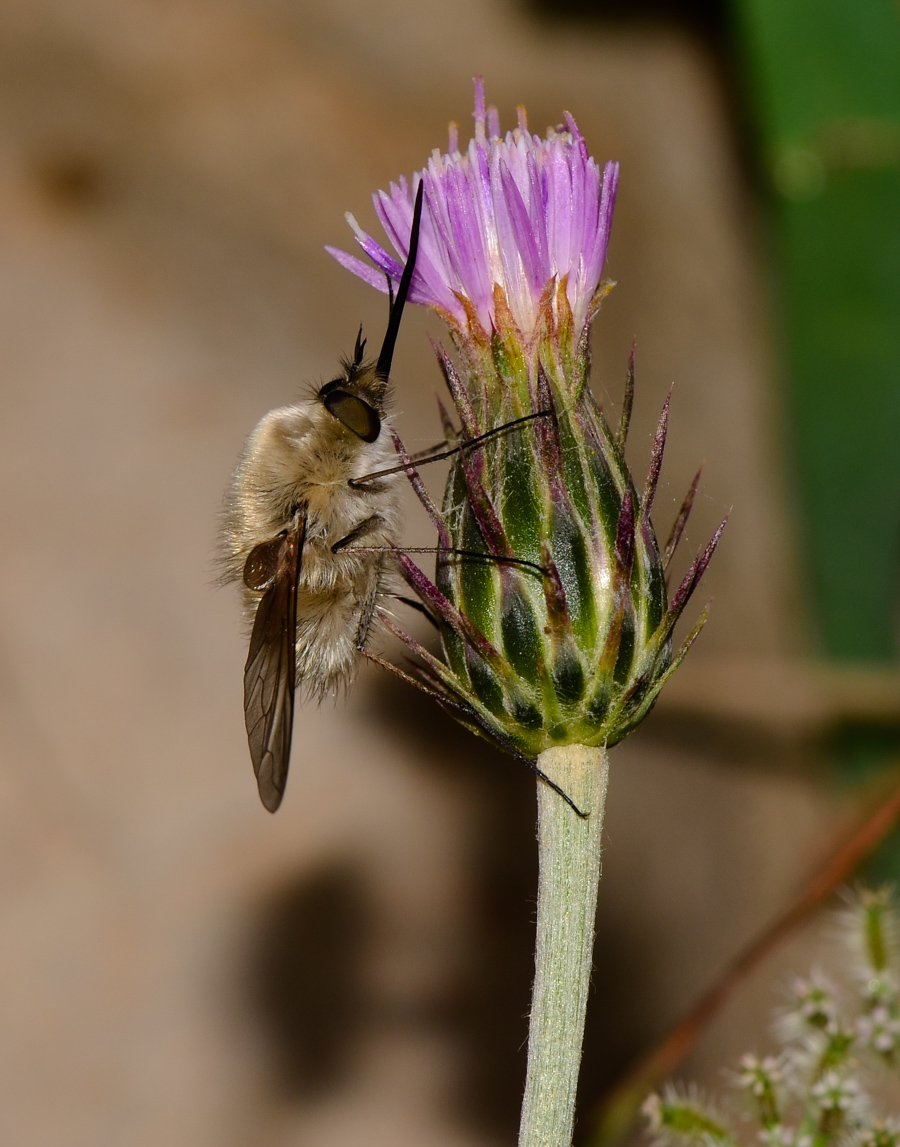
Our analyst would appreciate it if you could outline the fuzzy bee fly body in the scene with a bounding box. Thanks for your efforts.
[223,184,424,813]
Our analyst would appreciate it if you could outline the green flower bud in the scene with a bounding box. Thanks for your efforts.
[428,284,713,757]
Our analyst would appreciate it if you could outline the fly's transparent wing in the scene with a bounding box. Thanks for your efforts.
[243,517,305,811]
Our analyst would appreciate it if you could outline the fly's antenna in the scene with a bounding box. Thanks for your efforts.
[353,325,366,367]
[375,180,424,381]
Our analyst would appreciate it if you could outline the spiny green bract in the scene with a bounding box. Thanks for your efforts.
[422,283,720,759]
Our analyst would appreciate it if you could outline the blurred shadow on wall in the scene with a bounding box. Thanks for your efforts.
[249,863,373,1098]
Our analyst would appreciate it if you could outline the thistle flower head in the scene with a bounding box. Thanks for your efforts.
[328,77,618,344]
[331,81,723,765]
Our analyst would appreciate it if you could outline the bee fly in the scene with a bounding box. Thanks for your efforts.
[223,184,424,812]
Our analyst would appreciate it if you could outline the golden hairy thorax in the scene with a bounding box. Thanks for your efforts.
[223,388,402,696]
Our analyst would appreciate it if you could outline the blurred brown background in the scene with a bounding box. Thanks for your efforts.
[0,0,887,1144]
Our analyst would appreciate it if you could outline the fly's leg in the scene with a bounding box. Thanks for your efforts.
[329,513,390,652]
[331,513,383,554]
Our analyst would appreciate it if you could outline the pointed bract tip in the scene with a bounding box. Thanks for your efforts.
[670,512,728,616]
[617,345,636,451]
[664,464,703,568]
[642,386,672,521]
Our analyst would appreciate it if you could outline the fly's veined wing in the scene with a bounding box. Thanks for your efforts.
[243,517,305,812]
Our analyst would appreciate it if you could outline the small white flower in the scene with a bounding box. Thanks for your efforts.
[861,972,898,1005]
[737,1054,782,1094]
[758,1124,791,1147]
[852,1117,900,1147]
[810,1069,863,1114]
[793,971,838,1027]
[856,1006,900,1053]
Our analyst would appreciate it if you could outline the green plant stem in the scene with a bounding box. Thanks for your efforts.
[519,743,610,1147]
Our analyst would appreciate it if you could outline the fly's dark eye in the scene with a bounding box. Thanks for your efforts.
[322,389,381,442]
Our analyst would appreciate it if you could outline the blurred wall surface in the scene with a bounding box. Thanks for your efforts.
[0,0,854,1145]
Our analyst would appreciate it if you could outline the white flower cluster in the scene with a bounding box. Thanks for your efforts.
[644,888,900,1147]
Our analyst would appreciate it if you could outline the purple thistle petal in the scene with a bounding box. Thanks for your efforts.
[374,184,420,273]
[325,247,394,295]
[452,160,492,325]
[498,158,543,296]
[568,146,586,273]
[421,161,457,258]
[563,112,589,165]
[382,178,462,316]
[525,150,551,286]
[473,76,487,142]
[503,130,531,204]
[547,144,572,278]
[579,160,601,286]
[442,169,480,314]
[584,161,619,294]
[469,140,497,275]
[372,187,407,254]
[347,226,404,278]
[489,158,527,325]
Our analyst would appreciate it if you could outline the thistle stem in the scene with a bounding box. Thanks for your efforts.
[519,744,610,1147]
